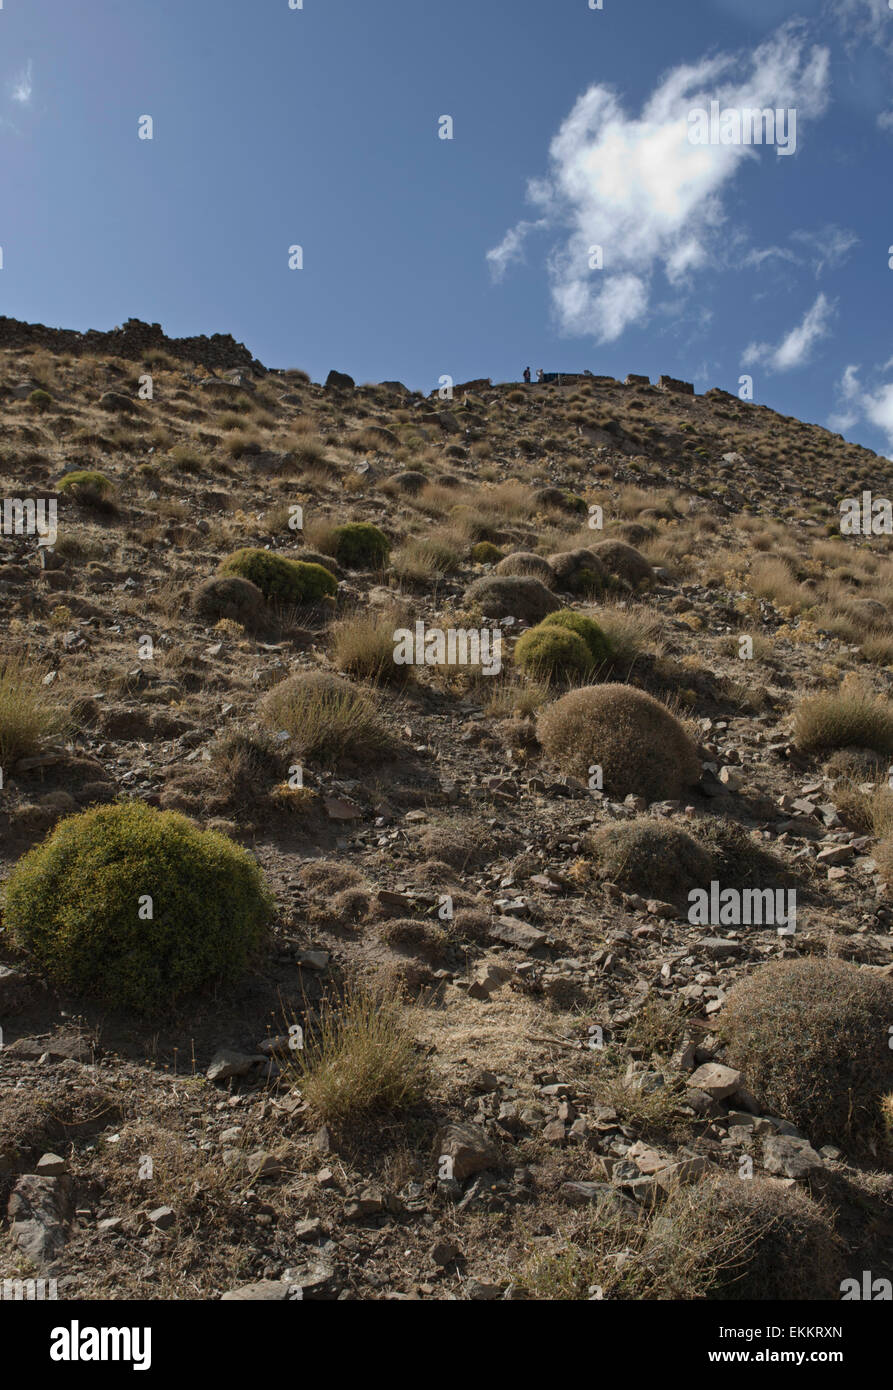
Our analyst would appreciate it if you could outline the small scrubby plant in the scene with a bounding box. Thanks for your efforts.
[495,551,555,584]
[537,683,700,802]
[331,610,411,685]
[471,541,503,564]
[588,818,714,907]
[0,654,67,763]
[291,981,427,1129]
[589,539,653,588]
[720,957,893,1152]
[3,802,272,1013]
[193,575,265,625]
[514,625,593,683]
[793,677,893,757]
[547,549,608,596]
[261,670,392,763]
[465,574,560,623]
[219,548,336,604]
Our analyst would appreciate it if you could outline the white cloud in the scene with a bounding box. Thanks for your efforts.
[486,22,830,343]
[486,219,547,282]
[743,226,856,278]
[741,292,835,371]
[878,108,893,132]
[864,383,893,440]
[11,60,33,105]
[827,363,893,448]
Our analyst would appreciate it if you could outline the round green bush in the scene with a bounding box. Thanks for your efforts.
[57,471,116,505]
[3,801,272,1013]
[219,548,337,603]
[541,609,612,664]
[328,522,390,569]
[471,541,504,564]
[28,389,53,412]
[514,625,594,683]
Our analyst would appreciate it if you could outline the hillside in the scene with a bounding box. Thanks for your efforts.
[1,321,892,1302]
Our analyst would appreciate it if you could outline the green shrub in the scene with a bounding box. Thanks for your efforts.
[541,609,612,664]
[720,958,893,1152]
[28,389,53,412]
[328,522,390,569]
[57,471,116,507]
[471,541,503,564]
[219,548,336,604]
[3,801,272,1013]
[514,625,593,683]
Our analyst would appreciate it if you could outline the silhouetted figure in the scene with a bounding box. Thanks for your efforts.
[523,366,531,383]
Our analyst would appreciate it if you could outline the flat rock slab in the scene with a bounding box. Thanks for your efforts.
[687,1062,743,1100]
[206,1049,263,1082]
[221,1282,294,1301]
[488,918,547,951]
[762,1135,825,1179]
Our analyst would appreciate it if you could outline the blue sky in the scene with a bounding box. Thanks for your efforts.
[1,0,892,455]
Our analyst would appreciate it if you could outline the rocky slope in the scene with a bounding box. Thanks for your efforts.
[1,326,892,1301]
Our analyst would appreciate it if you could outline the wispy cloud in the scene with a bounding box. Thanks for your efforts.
[835,0,893,53]
[827,362,893,450]
[741,292,835,371]
[485,22,830,343]
[742,225,857,278]
[10,59,34,105]
[486,219,548,282]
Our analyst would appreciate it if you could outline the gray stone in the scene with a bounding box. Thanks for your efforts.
[221,1281,293,1301]
[435,1122,500,1181]
[206,1048,262,1082]
[688,1062,743,1100]
[8,1175,72,1265]
[762,1135,824,1179]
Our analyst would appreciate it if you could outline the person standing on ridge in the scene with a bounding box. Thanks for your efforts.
[536,368,544,382]
[523,366,531,383]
